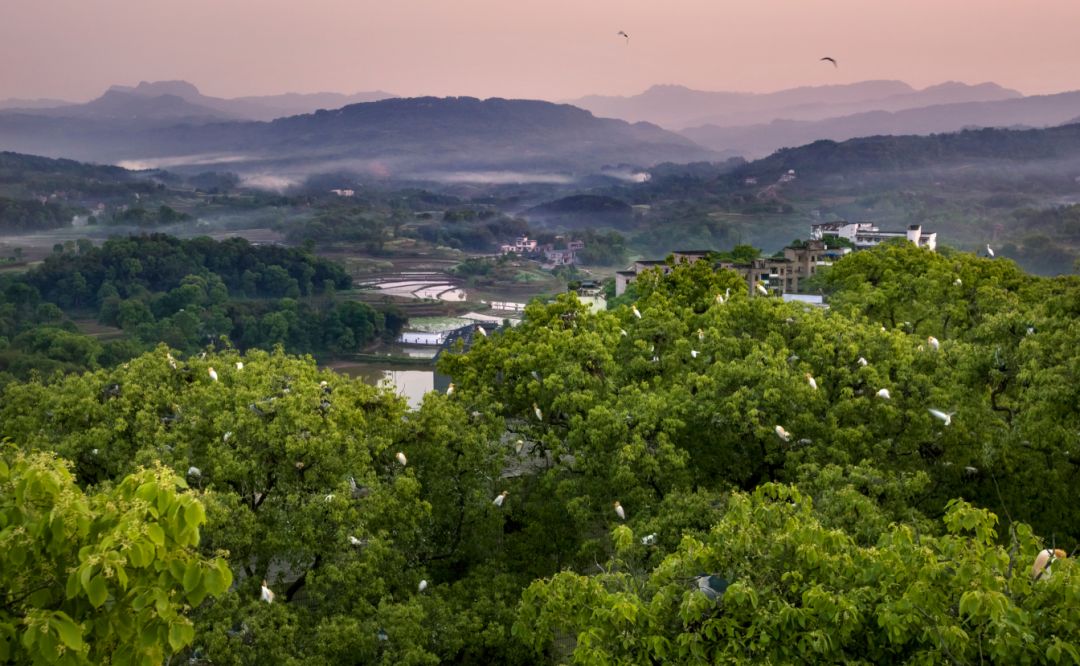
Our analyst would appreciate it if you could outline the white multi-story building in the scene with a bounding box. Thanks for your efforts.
[810,222,937,251]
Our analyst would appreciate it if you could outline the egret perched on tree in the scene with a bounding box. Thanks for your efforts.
[858,357,869,367]
[515,439,525,455]
[187,466,201,478]
[236,361,244,370]
[208,367,218,382]
[691,350,700,358]
[613,501,626,520]
[805,373,818,390]
[756,281,769,296]
[928,409,954,426]
[418,579,428,592]
[987,244,995,258]
[876,388,891,400]
[775,425,791,442]
[493,490,508,507]
[260,581,274,603]
[620,328,628,337]
[715,292,725,305]
[477,325,488,338]
[927,336,940,351]
[167,352,178,369]
[954,278,962,286]
[1032,549,1067,579]
[446,383,455,396]
[395,451,408,466]
[223,431,232,442]
[533,402,543,421]
[92,448,99,455]
[695,573,730,602]
[631,304,642,319]
[348,535,365,547]
[641,533,657,546]
[697,328,705,341]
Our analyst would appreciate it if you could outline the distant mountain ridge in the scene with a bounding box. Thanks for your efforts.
[682,90,1080,157]
[1,80,397,122]
[568,80,1022,130]
[0,96,716,179]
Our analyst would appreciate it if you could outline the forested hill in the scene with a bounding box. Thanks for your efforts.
[736,122,1080,180]
[0,235,402,386]
[0,97,717,174]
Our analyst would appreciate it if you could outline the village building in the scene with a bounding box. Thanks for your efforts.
[811,222,937,251]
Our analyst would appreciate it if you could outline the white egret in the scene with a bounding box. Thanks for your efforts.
[641,533,657,546]
[395,451,408,466]
[963,466,978,476]
[775,425,791,442]
[260,581,274,603]
[954,278,962,286]
[92,448,99,455]
[755,282,769,296]
[715,293,725,305]
[533,402,543,421]
[613,501,626,520]
[691,350,700,358]
[1032,549,1067,579]
[725,288,731,300]
[477,326,488,338]
[348,535,364,547]
[208,367,219,382]
[620,329,628,337]
[446,383,455,396]
[631,304,642,319]
[187,466,201,478]
[697,328,705,341]
[515,439,525,455]
[167,353,178,369]
[928,409,954,426]
[418,579,428,592]
[805,373,817,390]
[493,490,509,507]
[223,431,232,442]
[986,244,995,258]
[858,357,868,367]
[236,361,244,370]
[876,388,891,400]
[927,336,940,351]
[324,494,334,502]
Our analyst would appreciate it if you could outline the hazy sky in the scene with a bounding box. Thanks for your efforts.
[3,0,1079,101]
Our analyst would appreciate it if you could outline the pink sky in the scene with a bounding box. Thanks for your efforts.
[2,0,1078,101]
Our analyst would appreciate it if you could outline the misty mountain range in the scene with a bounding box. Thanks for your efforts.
[0,80,396,122]
[0,95,714,181]
[568,81,1024,129]
[5,79,1080,181]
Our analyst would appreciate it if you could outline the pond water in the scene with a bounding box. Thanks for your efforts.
[332,363,444,409]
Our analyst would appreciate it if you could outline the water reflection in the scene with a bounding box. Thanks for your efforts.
[331,363,442,409]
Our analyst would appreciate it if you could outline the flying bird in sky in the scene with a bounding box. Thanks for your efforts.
[820,57,838,68]
[617,30,629,44]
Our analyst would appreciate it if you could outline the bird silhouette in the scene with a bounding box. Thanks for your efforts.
[617,30,629,44]
[820,57,838,68]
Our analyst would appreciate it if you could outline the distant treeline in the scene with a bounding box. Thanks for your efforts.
[0,234,403,386]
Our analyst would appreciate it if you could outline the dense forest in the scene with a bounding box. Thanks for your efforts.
[4,244,1080,664]
[0,235,403,386]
